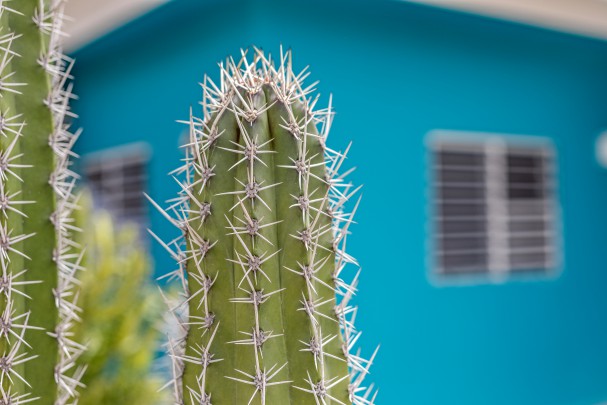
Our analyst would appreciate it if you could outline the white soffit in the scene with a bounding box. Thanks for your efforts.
[63,0,169,51]
[408,0,607,40]
[63,0,607,52]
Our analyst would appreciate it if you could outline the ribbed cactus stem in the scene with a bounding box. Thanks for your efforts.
[267,85,351,404]
[153,48,377,405]
[181,98,240,403]
[8,1,59,400]
[0,0,83,403]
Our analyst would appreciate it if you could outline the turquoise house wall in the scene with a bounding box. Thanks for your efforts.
[71,0,607,403]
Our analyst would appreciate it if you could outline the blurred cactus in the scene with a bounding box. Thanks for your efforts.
[0,0,83,403]
[74,202,168,405]
[150,48,377,404]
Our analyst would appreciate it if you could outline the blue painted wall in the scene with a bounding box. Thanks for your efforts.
[72,0,607,403]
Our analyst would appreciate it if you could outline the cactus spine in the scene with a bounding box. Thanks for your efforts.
[0,0,83,403]
[154,48,377,405]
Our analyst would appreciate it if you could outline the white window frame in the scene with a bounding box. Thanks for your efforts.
[83,142,151,227]
[426,130,563,284]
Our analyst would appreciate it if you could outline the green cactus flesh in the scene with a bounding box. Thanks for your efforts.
[0,1,82,403]
[155,49,376,405]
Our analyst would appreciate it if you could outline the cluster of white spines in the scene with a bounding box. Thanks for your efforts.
[155,47,377,404]
[38,1,85,403]
[0,0,84,403]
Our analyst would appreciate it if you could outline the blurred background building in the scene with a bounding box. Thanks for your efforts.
[66,0,607,404]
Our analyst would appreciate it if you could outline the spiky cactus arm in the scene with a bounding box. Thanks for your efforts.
[155,48,377,405]
[0,6,34,403]
[0,0,83,403]
[6,1,59,400]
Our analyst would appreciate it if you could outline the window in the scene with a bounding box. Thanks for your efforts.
[84,143,151,227]
[428,133,559,278]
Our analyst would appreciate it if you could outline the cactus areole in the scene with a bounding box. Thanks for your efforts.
[154,48,376,405]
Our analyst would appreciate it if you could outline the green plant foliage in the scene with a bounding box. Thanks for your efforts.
[75,208,168,405]
[151,48,377,405]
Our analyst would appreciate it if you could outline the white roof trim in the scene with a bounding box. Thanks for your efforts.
[408,0,607,40]
[63,0,607,52]
[64,0,169,51]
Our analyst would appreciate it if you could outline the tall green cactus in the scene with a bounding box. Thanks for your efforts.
[152,48,377,405]
[0,0,83,403]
